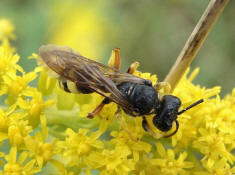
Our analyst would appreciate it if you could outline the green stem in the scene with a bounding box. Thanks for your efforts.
[45,108,99,131]
[45,108,120,139]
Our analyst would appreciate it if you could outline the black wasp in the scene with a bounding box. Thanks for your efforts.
[39,45,203,138]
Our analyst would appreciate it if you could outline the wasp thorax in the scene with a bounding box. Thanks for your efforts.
[117,82,159,116]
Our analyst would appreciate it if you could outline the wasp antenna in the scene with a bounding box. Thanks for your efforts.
[178,99,204,115]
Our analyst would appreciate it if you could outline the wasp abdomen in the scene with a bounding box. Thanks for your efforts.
[75,83,93,94]
[59,80,72,93]
[58,79,93,94]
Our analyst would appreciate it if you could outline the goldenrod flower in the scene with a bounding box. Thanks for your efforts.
[57,128,103,167]
[17,89,55,128]
[1,147,41,175]
[4,71,37,105]
[8,119,32,147]
[85,145,135,175]
[0,47,21,79]
[23,115,55,168]
[111,130,152,162]
[151,142,194,175]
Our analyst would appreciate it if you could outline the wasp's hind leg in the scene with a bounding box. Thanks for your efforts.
[87,98,111,119]
[87,48,122,119]
[108,48,121,70]
[108,47,139,74]
[142,117,163,139]
[88,48,122,119]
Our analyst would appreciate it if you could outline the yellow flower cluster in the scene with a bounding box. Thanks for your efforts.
[0,19,54,174]
[0,19,235,175]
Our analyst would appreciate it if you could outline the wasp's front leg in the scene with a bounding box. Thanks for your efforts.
[88,48,121,119]
[142,116,163,139]
[154,82,171,94]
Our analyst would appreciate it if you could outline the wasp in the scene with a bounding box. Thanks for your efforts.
[39,44,203,138]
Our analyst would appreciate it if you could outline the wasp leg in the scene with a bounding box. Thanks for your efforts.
[154,82,171,94]
[114,48,121,70]
[116,107,138,141]
[142,117,163,139]
[127,62,140,74]
[163,120,179,138]
[88,48,120,119]
[108,48,121,70]
[87,98,111,119]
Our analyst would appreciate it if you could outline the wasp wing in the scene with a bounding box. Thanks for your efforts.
[39,45,148,111]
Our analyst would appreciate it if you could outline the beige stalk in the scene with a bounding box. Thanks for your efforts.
[164,0,230,92]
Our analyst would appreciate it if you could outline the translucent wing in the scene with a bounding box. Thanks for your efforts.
[39,45,149,111]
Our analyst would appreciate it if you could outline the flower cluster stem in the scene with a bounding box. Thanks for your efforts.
[164,0,230,92]
[46,109,99,131]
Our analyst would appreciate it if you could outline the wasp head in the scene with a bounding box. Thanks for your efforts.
[153,95,181,132]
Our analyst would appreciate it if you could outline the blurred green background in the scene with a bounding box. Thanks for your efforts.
[0,0,234,96]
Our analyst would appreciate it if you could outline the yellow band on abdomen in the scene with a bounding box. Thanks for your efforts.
[58,79,80,93]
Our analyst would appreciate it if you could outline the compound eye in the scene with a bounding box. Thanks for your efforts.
[174,97,181,106]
